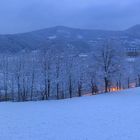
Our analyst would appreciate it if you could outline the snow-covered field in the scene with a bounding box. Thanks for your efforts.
[0,88,140,140]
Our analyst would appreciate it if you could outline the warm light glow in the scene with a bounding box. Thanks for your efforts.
[112,87,117,91]
[110,87,122,92]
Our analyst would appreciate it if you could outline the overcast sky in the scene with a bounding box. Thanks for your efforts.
[0,0,140,34]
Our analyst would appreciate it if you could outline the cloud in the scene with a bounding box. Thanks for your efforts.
[0,0,140,34]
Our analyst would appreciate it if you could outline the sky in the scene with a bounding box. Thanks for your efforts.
[0,0,140,34]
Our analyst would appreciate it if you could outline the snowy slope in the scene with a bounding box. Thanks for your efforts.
[0,88,140,140]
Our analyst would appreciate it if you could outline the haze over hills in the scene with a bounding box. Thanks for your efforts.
[0,25,140,53]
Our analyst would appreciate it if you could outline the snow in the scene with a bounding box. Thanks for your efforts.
[79,54,88,57]
[77,35,83,39]
[1,88,140,140]
[48,35,57,39]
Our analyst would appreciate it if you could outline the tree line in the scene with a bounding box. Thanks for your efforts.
[0,41,139,102]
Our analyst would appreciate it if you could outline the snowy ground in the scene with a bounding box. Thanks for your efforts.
[0,88,140,140]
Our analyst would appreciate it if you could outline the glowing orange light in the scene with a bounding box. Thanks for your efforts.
[110,87,122,92]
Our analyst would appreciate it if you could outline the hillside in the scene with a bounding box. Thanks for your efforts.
[0,88,140,140]
[0,25,140,53]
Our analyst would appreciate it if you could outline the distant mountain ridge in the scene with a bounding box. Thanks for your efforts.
[0,25,140,53]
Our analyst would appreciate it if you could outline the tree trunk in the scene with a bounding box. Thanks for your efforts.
[104,77,108,93]
[56,83,59,99]
[69,76,72,98]
[78,82,82,97]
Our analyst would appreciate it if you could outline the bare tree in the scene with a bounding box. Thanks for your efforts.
[77,79,82,97]
[88,63,99,95]
[30,54,36,101]
[55,56,61,99]
[66,56,75,98]
[41,49,53,100]
[3,56,9,100]
[95,41,121,93]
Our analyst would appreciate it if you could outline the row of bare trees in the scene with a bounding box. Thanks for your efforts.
[0,41,139,102]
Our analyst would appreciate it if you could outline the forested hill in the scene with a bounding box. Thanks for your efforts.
[0,25,140,53]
